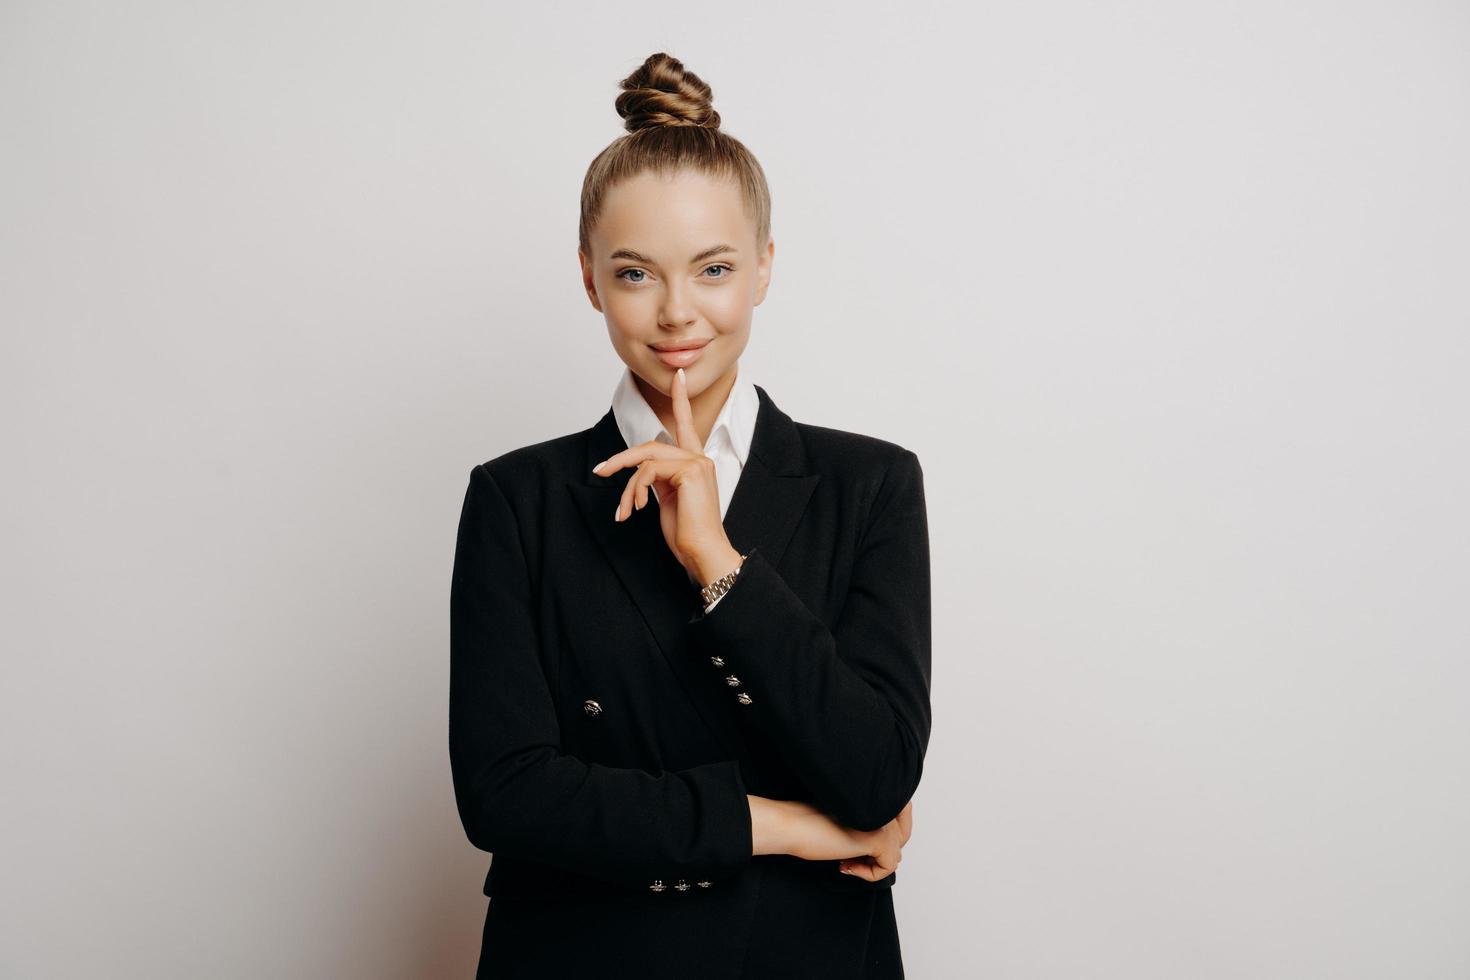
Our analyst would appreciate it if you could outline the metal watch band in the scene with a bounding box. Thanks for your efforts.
[699,551,750,607]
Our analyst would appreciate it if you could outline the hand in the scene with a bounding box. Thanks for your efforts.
[591,367,741,583]
[838,800,913,882]
[782,799,914,884]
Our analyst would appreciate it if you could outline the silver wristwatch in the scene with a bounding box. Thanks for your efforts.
[699,551,750,607]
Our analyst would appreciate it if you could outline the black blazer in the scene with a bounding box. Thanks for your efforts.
[450,383,932,979]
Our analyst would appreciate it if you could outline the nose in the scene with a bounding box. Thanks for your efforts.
[657,279,697,329]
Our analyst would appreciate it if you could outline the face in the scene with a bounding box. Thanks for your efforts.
[580,168,774,402]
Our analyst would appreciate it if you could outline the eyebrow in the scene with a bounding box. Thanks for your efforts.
[608,244,739,265]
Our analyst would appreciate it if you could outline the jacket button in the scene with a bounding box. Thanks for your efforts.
[697,880,712,888]
[736,692,753,705]
[674,879,691,891]
[583,699,602,717]
[649,879,666,892]
[723,675,741,687]
[709,656,725,667]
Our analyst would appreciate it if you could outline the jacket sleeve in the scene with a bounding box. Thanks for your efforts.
[685,448,932,833]
[450,463,753,891]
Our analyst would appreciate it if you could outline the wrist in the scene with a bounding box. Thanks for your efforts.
[692,542,744,588]
[749,795,805,856]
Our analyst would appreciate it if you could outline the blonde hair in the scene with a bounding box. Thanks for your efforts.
[578,52,772,259]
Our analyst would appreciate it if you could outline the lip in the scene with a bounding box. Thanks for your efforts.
[649,337,711,367]
[650,339,711,352]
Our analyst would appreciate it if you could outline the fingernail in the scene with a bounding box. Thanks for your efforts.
[593,459,605,472]
[677,367,685,383]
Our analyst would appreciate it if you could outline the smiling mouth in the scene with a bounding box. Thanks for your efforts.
[650,343,710,367]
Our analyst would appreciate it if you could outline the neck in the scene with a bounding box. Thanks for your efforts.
[634,363,739,447]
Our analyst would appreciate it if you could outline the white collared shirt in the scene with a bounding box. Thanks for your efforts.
[610,363,758,611]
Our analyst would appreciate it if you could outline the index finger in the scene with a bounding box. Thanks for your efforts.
[592,439,680,476]
[670,367,703,455]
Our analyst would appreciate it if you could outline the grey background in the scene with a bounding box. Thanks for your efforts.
[3,1,1468,977]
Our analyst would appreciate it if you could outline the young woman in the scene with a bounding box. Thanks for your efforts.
[450,52,932,979]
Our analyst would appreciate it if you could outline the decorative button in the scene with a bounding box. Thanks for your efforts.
[697,879,712,888]
[583,699,602,717]
[649,879,666,893]
[736,692,753,705]
[723,675,741,687]
[709,656,726,667]
[674,879,691,892]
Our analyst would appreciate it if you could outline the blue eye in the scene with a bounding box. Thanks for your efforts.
[615,264,733,284]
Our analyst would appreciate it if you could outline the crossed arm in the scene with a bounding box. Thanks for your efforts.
[448,451,931,891]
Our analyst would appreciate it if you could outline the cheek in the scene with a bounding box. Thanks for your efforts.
[602,292,651,333]
[701,289,753,330]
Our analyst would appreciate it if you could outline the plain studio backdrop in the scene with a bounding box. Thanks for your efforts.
[2,1,1467,977]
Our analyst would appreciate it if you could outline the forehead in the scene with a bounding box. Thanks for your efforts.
[593,169,754,257]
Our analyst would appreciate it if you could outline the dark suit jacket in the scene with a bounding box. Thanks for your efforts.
[450,383,932,979]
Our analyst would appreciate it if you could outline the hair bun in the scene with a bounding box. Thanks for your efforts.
[615,52,721,133]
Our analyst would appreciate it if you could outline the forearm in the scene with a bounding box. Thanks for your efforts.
[686,450,932,832]
[453,748,752,885]
[452,463,754,892]
[689,554,930,831]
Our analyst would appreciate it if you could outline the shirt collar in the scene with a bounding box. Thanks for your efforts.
[611,363,758,465]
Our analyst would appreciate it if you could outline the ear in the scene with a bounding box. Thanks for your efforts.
[752,236,775,306]
[579,247,604,312]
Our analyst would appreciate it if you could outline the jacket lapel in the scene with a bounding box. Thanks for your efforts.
[567,384,821,760]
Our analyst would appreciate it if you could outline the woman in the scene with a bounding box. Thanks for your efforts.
[450,52,932,979]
